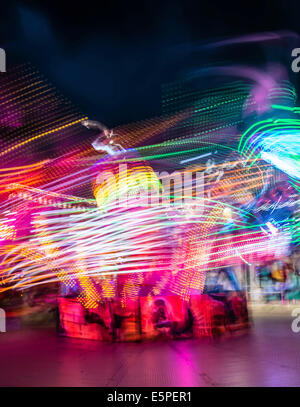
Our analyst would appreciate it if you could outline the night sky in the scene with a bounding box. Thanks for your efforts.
[0,0,300,127]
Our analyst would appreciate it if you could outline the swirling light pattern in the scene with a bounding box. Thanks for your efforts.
[0,59,299,309]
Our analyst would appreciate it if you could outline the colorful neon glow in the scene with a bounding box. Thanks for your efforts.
[0,62,299,323]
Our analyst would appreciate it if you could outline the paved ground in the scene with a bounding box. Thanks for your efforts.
[1,304,300,386]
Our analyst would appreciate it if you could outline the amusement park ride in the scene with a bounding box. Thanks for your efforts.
[0,63,299,341]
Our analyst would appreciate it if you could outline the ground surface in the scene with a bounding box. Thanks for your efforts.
[1,304,300,387]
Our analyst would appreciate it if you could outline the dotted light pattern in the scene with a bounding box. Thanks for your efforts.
[0,67,297,307]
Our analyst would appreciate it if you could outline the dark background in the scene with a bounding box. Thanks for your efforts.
[0,0,299,127]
